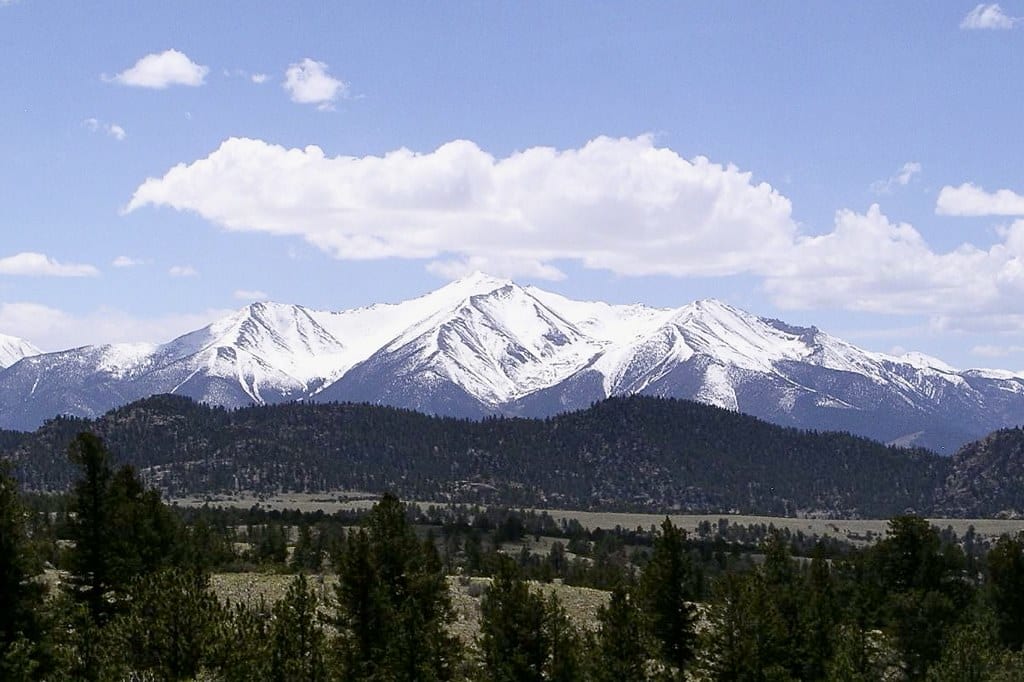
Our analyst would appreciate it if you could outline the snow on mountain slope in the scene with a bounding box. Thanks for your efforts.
[5,273,1024,453]
[525,286,673,344]
[133,302,352,405]
[0,333,41,369]
[319,278,606,407]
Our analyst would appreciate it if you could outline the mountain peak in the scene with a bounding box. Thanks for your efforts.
[898,351,959,374]
[0,333,41,369]
[442,271,514,295]
[6,279,1024,454]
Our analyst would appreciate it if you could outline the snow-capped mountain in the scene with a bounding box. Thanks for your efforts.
[0,333,40,369]
[2,272,1024,453]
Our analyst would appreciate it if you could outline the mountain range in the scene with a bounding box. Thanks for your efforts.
[2,272,1024,453]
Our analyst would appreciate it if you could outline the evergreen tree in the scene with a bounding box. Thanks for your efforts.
[544,593,584,682]
[334,527,377,677]
[477,559,550,682]
[253,522,288,565]
[699,570,794,681]
[868,516,970,679]
[332,494,458,680]
[986,534,1024,651]
[923,625,994,681]
[593,585,648,682]
[758,532,802,678]
[65,432,119,624]
[111,568,221,680]
[799,546,837,680]
[290,523,322,573]
[182,517,236,572]
[0,464,45,678]
[271,574,328,682]
[106,464,181,583]
[65,433,181,624]
[211,600,273,682]
[638,518,697,677]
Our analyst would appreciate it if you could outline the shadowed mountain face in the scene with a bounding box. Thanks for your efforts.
[1,273,1024,453]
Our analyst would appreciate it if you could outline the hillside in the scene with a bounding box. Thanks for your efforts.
[934,427,1024,516]
[0,394,960,517]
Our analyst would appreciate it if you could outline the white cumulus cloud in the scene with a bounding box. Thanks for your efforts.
[251,73,268,84]
[283,59,347,109]
[109,49,209,89]
[767,208,1024,322]
[0,252,99,277]
[123,135,1024,329]
[168,265,199,277]
[936,183,1024,216]
[961,3,1018,29]
[126,135,797,280]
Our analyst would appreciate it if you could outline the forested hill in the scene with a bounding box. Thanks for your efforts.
[937,427,1024,517]
[4,394,987,517]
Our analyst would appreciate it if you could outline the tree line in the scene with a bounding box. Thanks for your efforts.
[4,433,1024,680]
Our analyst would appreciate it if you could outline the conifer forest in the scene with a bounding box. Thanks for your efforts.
[4,432,1024,681]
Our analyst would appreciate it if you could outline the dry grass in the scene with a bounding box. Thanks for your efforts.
[172,491,1024,545]
[207,571,609,646]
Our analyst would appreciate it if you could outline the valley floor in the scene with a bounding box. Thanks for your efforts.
[169,490,1024,546]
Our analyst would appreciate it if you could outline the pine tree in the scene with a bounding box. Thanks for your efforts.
[111,568,222,680]
[65,432,119,624]
[986,534,1024,651]
[211,600,273,682]
[0,463,45,678]
[638,518,697,676]
[477,559,550,682]
[544,593,584,682]
[334,527,377,677]
[869,516,969,679]
[332,494,459,680]
[593,585,648,682]
[924,622,999,682]
[65,433,181,624]
[271,574,328,682]
[290,523,322,573]
[800,546,837,680]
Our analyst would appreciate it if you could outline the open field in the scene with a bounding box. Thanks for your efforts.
[171,491,1024,545]
[42,568,609,645]
[208,572,608,645]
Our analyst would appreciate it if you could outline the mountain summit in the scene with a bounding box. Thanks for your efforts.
[0,273,1022,452]
[0,334,40,369]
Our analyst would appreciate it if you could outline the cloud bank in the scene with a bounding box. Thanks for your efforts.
[127,135,797,280]
[125,135,1024,324]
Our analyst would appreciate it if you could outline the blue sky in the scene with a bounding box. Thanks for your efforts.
[3,2,1024,368]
